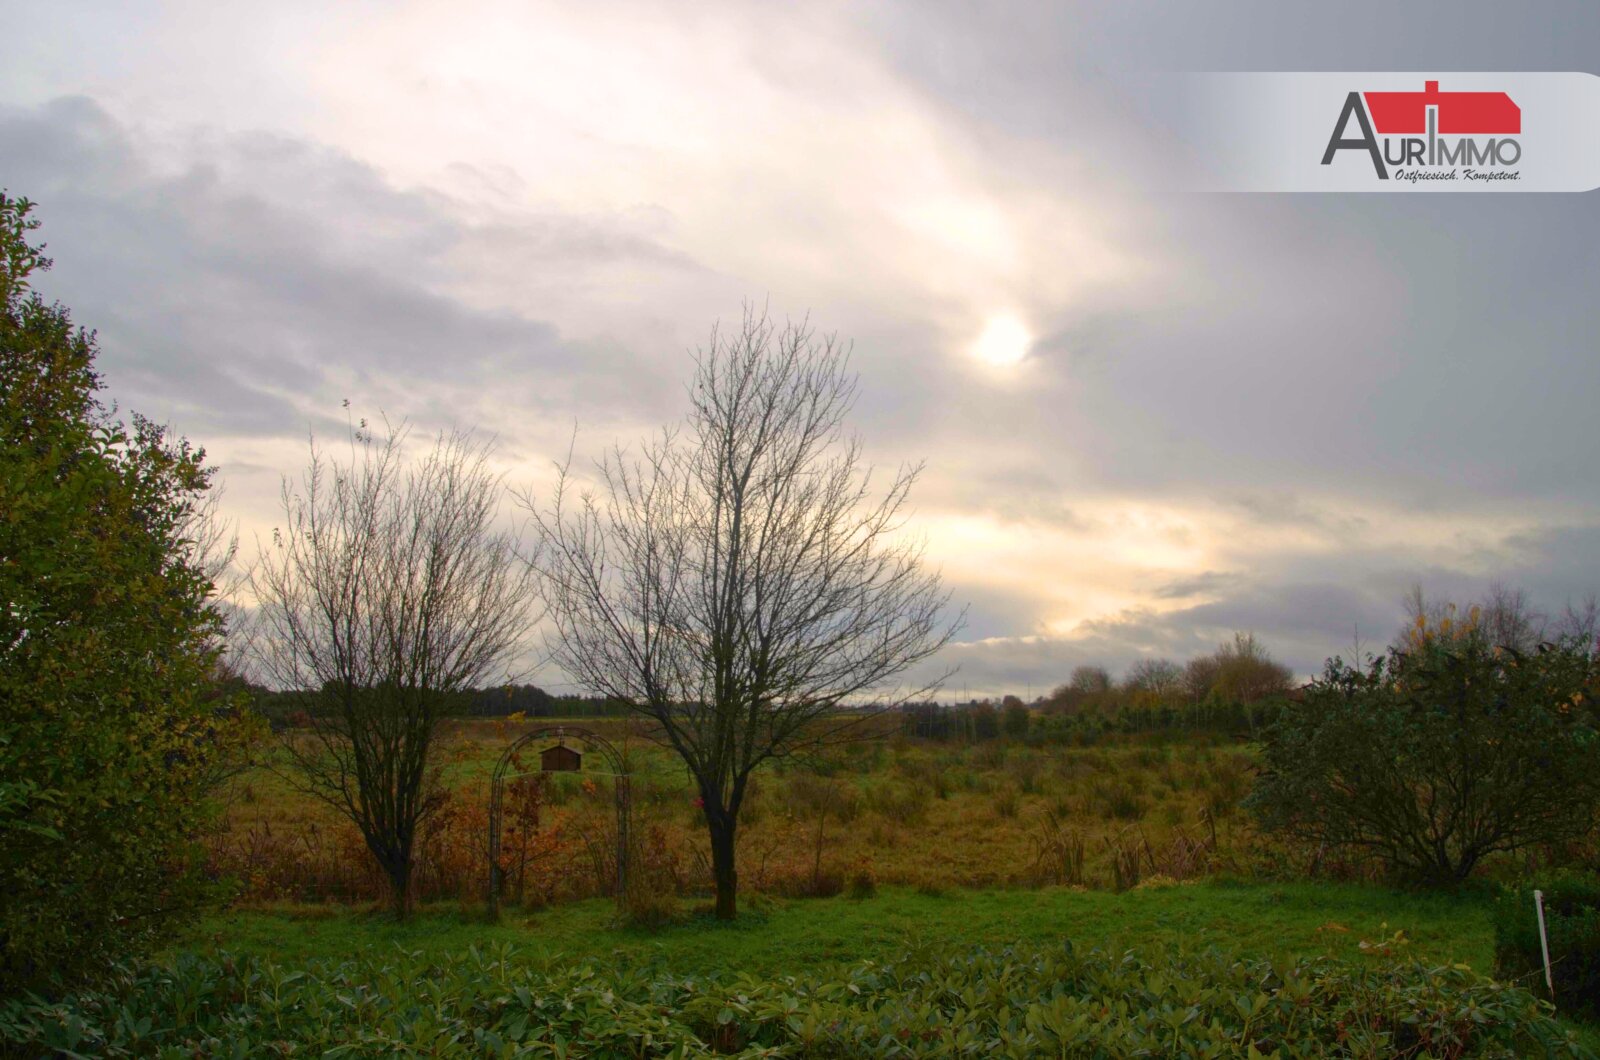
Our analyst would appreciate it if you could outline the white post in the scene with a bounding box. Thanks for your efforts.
[1534,889,1555,1002]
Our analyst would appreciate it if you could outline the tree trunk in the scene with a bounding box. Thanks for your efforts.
[813,812,826,890]
[369,836,414,920]
[388,852,414,918]
[708,812,738,920]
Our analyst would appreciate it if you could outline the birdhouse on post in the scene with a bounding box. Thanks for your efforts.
[541,744,582,772]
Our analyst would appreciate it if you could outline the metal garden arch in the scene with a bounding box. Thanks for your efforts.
[486,725,631,918]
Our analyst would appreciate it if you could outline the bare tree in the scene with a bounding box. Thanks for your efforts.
[1182,654,1221,702]
[1211,632,1292,702]
[1479,583,1545,652]
[1122,658,1183,699]
[1209,632,1292,737]
[1044,664,1113,714]
[1068,664,1113,696]
[252,421,537,916]
[1398,582,1551,654]
[527,310,960,919]
[1556,592,1600,647]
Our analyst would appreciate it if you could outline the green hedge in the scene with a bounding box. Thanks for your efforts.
[0,941,1585,1057]
[1495,875,1600,1022]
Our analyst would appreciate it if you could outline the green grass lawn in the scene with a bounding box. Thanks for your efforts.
[183,879,1503,980]
[92,881,1588,1054]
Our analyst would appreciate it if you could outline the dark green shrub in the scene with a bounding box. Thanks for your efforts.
[1249,637,1600,884]
[1495,875,1600,1021]
[0,194,255,994]
[1088,775,1148,820]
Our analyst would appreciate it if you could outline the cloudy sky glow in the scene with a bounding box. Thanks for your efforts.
[5,1,1598,696]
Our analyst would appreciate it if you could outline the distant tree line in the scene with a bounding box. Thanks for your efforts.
[247,682,634,726]
[903,632,1293,744]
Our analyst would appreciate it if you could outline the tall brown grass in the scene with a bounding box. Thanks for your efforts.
[211,723,1268,907]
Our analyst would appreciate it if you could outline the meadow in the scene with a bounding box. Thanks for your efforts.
[11,717,1596,1055]
[191,880,1496,975]
[208,717,1275,910]
[10,883,1592,1056]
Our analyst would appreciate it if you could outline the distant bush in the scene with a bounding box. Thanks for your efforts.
[1202,755,1253,818]
[1494,875,1600,1022]
[990,782,1021,819]
[1031,809,1087,886]
[1250,635,1600,885]
[621,884,684,930]
[864,780,929,826]
[846,860,877,899]
[0,943,1581,1057]
[1087,775,1148,821]
[1001,698,1030,739]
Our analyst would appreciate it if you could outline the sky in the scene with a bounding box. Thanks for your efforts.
[4,1,1598,697]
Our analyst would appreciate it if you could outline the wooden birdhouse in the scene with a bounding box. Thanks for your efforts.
[541,744,582,772]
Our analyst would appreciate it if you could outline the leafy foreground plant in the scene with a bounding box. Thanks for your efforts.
[0,942,1586,1058]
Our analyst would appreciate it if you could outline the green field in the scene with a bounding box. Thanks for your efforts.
[0,882,1521,1054]
[184,880,1501,977]
[168,722,1600,1054]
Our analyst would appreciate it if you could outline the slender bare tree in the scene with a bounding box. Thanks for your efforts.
[1398,582,1552,653]
[252,420,538,916]
[1122,658,1184,699]
[1556,592,1600,646]
[527,310,960,919]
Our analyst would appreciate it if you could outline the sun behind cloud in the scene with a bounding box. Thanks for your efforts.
[971,313,1032,368]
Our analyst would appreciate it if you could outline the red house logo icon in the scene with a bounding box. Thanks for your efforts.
[1363,81,1520,135]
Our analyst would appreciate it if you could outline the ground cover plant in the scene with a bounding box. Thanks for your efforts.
[2,936,1586,1057]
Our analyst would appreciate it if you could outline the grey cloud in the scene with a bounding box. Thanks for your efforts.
[0,97,693,441]
[1153,570,1243,600]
